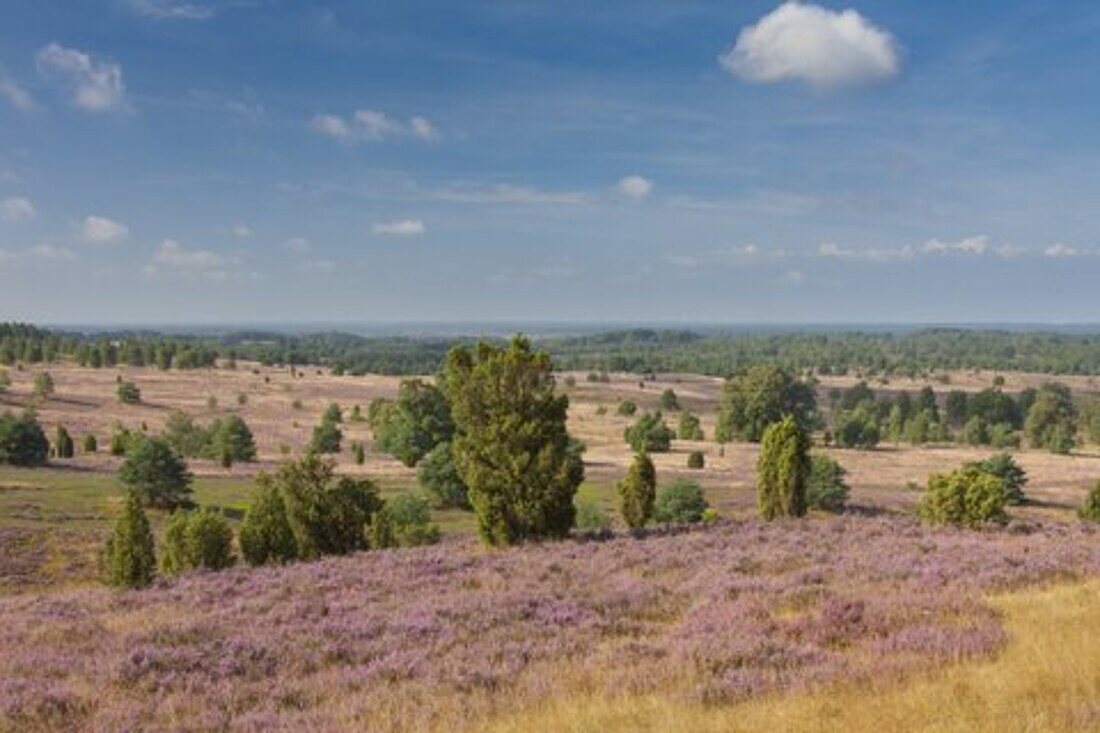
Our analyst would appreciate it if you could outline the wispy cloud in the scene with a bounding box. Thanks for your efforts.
[720,2,900,89]
[433,183,588,206]
[145,239,245,281]
[124,0,216,20]
[36,43,126,112]
[0,77,35,111]
[229,224,254,239]
[0,196,36,222]
[81,215,129,244]
[372,219,425,237]
[309,109,439,143]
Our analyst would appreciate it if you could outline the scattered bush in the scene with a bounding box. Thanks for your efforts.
[0,410,49,466]
[659,388,680,411]
[623,412,675,453]
[618,451,656,530]
[161,508,235,575]
[716,366,817,443]
[83,434,97,453]
[833,401,880,449]
[756,415,810,520]
[323,402,343,424]
[239,482,297,566]
[32,372,54,400]
[309,418,342,454]
[806,454,849,513]
[574,498,611,533]
[55,425,74,459]
[653,479,708,524]
[917,465,1007,528]
[369,494,441,548]
[109,425,136,456]
[417,441,470,509]
[1080,482,1100,522]
[118,437,194,510]
[104,490,156,589]
[966,453,1028,505]
[117,381,141,404]
[352,441,366,465]
[1025,383,1077,454]
[678,412,704,441]
[687,451,705,469]
[617,399,637,417]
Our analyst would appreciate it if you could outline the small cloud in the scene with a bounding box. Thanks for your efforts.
[617,175,653,201]
[124,0,216,20]
[1043,243,1086,258]
[0,77,35,111]
[26,243,76,261]
[0,196,36,222]
[434,184,588,206]
[720,2,900,89]
[81,215,129,244]
[372,219,426,237]
[284,237,311,253]
[922,234,988,256]
[146,239,241,281]
[230,224,254,239]
[728,243,759,257]
[309,110,438,143]
[36,43,126,112]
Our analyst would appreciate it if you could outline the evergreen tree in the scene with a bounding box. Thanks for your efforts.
[1025,383,1078,454]
[756,415,810,520]
[617,451,656,530]
[716,366,816,443]
[104,490,156,588]
[239,481,298,566]
[55,425,74,459]
[118,437,193,509]
[0,411,49,466]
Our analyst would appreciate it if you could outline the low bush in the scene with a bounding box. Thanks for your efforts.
[806,454,849,513]
[623,412,675,453]
[574,498,611,532]
[0,411,49,466]
[917,465,1007,528]
[103,490,156,588]
[687,451,705,469]
[161,508,235,575]
[653,479,709,524]
[1080,482,1100,522]
[370,494,441,548]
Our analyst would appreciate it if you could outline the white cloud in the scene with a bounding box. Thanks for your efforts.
[617,175,653,200]
[434,183,588,206]
[818,241,912,261]
[146,239,241,281]
[781,269,806,283]
[720,2,900,89]
[125,0,216,20]
[1043,243,1086,258]
[230,224,254,239]
[26,243,76,261]
[0,77,35,111]
[284,237,311,253]
[0,196,36,222]
[36,43,125,112]
[372,219,425,237]
[309,110,438,143]
[82,215,129,244]
[922,235,988,256]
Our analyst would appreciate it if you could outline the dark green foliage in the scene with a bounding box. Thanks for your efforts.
[369,494,441,548]
[1080,482,1100,522]
[1025,383,1077,453]
[716,366,817,443]
[623,412,675,453]
[945,390,969,426]
[118,437,193,510]
[1081,400,1100,445]
[988,422,1020,448]
[352,441,366,465]
[840,381,875,410]
[443,336,584,546]
[833,401,880,449]
[104,490,156,589]
[0,411,49,466]
[373,379,454,467]
[323,402,343,424]
[806,454,849,513]
[32,371,54,400]
[251,454,382,561]
[677,412,704,441]
[904,409,951,445]
[161,508,235,575]
[917,465,1007,528]
[756,415,811,520]
[966,453,1028,505]
[163,410,257,462]
[617,399,637,417]
[961,416,989,446]
[687,451,705,469]
[109,425,136,456]
[618,452,656,530]
[917,386,939,421]
[309,418,343,454]
[416,441,470,509]
[239,482,297,566]
[653,479,708,524]
[83,434,97,453]
[55,425,74,459]
[117,381,141,404]
[659,388,680,411]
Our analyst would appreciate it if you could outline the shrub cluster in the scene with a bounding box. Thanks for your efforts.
[623,412,675,453]
[917,465,1007,528]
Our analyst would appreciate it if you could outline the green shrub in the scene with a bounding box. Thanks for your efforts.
[372,380,454,467]
[417,441,470,509]
[370,494,441,548]
[653,479,708,524]
[55,425,75,459]
[833,401,880,448]
[109,425,135,456]
[83,434,97,453]
[756,415,810,520]
[617,452,656,530]
[988,422,1020,449]
[961,416,989,446]
[806,454,849,512]
[161,508,235,575]
[574,498,611,532]
[309,419,342,454]
[118,437,193,510]
[1025,383,1077,454]
[323,402,343,424]
[617,400,637,417]
[33,372,54,400]
[104,491,156,588]
[352,441,366,465]
[1080,482,1100,522]
[678,412,704,441]
[0,411,49,466]
[966,453,1027,505]
[659,389,680,411]
[687,451,705,469]
[239,482,297,566]
[117,381,141,404]
[917,465,1008,528]
[623,412,674,453]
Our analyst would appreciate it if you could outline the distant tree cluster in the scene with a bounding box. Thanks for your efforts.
[162,411,258,466]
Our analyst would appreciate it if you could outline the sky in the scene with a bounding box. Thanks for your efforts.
[1,0,1100,326]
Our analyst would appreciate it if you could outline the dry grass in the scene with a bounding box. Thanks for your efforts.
[482,580,1100,733]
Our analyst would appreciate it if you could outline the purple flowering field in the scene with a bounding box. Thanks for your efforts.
[2,515,1098,732]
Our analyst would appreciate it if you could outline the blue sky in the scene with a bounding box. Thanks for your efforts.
[1,1,1099,325]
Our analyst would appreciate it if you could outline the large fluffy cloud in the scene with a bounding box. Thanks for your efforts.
[36,43,126,111]
[720,2,900,89]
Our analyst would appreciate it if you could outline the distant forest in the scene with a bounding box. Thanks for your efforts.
[4,323,1100,377]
